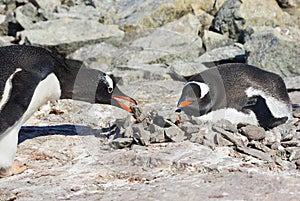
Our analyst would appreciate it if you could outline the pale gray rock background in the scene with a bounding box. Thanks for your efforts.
[0,0,299,200]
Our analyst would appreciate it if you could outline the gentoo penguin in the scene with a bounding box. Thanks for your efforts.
[0,45,137,177]
[177,63,292,129]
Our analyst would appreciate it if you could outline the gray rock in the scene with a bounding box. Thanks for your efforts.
[17,18,124,55]
[274,123,297,141]
[132,124,151,146]
[114,0,192,31]
[262,130,282,146]
[48,3,101,21]
[190,0,227,15]
[285,147,300,161]
[111,138,133,149]
[293,107,300,118]
[148,124,166,143]
[248,140,272,153]
[189,132,205,144]
[274,157,297,170]
[180,121,201,135]
[31,0,61,11]
[127,14,203,64]
[167,61,208,78]
[237,146,273,163]
[195,45,245,67]
[202,30,234,51]
[67,42,119,73]
[244,28,300,77]
[289,92,300,105]
[281,140,300,148]
[15,6,35,29]
[212,126,248,147]
[212,0,290,41]
[164,121,186,142]
[240,125,266,141]
[276,0,296,8]
[215,133,234,146]
[284,76,300,90]
[215,119,238,133]
[115,64,172,82]
[0,36,14,46]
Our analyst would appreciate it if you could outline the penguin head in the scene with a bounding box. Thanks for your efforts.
[176,81,211,116]
[94,72,137,113]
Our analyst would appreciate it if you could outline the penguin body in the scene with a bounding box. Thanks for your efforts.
[0,45,136,177]
[177,63,292,129]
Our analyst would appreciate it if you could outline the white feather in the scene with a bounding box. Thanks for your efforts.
[245,87,291,119]
[0,68,22,111]
[197,108,259,125]
[185,81,209,99]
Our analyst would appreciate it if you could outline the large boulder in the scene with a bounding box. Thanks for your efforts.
[114,0,226,31]
[195,45,246,67]
[212,0,292,42]
[67,42,119,72]
[17,18,124,55]
[244,28,300,77]
[126,14,203,65]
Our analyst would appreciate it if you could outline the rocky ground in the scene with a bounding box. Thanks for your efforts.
[0,0,300,200]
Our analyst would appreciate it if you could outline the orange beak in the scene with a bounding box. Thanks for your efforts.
[178,100,193,108]
[112,95,137,113]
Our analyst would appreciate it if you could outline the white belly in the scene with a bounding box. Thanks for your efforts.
[197,108,259,126]
[0,73,61,167]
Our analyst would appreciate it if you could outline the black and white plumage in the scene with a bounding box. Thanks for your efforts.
[0,45,136,177]
[177,63,292,129]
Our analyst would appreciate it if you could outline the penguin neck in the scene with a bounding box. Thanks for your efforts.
[56,60,97,103]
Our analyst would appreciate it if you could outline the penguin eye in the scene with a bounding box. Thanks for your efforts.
[108,87,113,93]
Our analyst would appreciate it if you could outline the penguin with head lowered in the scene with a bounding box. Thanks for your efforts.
[0,45,137,177]
[177,63,292,129]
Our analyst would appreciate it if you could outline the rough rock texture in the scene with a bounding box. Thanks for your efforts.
[244,28,300,76]
[212,0,292,41]
[18,18,124,55]
[0,0,300,200]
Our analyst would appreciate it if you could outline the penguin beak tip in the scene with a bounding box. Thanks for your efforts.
[112,95,137,113]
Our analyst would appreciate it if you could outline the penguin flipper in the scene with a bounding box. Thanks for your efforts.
[0,70,41,135]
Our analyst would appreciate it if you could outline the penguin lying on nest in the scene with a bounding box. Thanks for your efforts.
[177,63,292,129]
[0,45,137,177]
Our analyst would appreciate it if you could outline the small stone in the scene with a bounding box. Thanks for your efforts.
[215,133,234,146]
[285,147,300,161]
[111,138,133,149]
[215,119,238,133]
[273,124,296,141]
[132,124,151,146]
[295,160,300,169]
[147,124,166,143]
[248,141,272,153]
[164,121,186,142]
[179,121,201,135]
[293,107,300,118]
[271,142,285,151]
[281,140,300,148]
[274,157,297,170]
[262,130,281,146]
[189,132,205,144]
[236,146,273,163]
[240,125,266,141]
[213,126,248,147]
[152,114,167,127]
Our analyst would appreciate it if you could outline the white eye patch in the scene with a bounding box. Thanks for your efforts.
[104,74,114,93]
[184,81,209,99]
